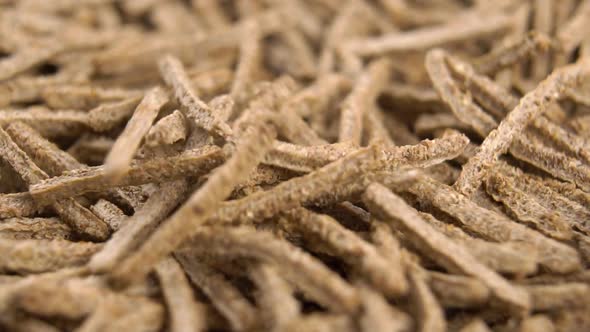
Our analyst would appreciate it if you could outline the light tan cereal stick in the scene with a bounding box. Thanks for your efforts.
[526,283,590,311]
[284,208,408,297]
[0,127,109,240]
[155,257,206,332]
[7,122,147,211]
[104,87,168,181]
[363,183,530,314]
[175,257,257,332]
[427,272,490,309]
[190,0,231,30]
[41,85,142,110]
[357,284,412,332]
[557,0,590,58]
[454,59,590,197]
[144,110,188,147]
[111,123,276,285]
[408,270,446,332]
[76,293,164,332]
[89,180,189,273]
[485,172,573,241]
[339,58,391,145]
[0,42,64,82]
[90,199,126,232]
[346,12,511,57]
[406,177,581,273]
[458,319,492,332]
[520,315,555,332]
[230,21,262,105]
[180,227,361,314]
[419,212,538,276]
[30,146,225,203]
[0,108,89,138]
[158,55,232,139]
[0,192,43,219]
[213,135,468,225]
[283,314,355,332]
[0,239,101,274]
[531,0,553,80]
[87,97,143,132]
[264,141,356,173]
[0,217,72,240]
[249,263,299,332]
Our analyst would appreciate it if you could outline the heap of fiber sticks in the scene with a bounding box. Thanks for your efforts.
[1,0,590,331]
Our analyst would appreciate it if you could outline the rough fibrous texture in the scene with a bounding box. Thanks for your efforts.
[0,1,589,331]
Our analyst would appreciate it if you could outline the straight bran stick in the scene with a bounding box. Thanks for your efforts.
[104,87,168,181]
[363,183,530,314]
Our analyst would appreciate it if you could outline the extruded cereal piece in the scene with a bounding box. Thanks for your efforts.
[104,87,168,181]
[363,183,530,314]
[408,270,446,332]
[175,257,257,332]
[284,208,408,297]
[90,199,126,232]
[30,146,225,203]
[526,283,590,311]
[144,110,188,147]
[0,217,72,240]
[0,239,101,274]
[181,227,360,314]
[427,272,490,309]
[406,177,581,273]
[158,55,232,139]
[155,257,206,332]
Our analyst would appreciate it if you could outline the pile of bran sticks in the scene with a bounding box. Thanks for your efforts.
[1,0,590,331]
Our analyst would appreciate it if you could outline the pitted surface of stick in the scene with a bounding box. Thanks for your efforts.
[1,1,590,330]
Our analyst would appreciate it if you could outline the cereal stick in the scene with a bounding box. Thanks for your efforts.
[104,87,168,181]
[540,176,590,213]
[283,314,355,332]
[531,0,553,80]
[190,0,231,30]
[455,59,590,196]
[406,177,581,273]
[510,136,590,192]
[339,58,391,145]
[346,13,511,57]
[181,227,360,314]
[458,319,492,332]
[530,116,590,165]
[249,263,299,332]
[264,141,356,173]
[155,257,205,332]
[415,113,472,136]
[89,180,189,273]
[419,212,538,276]
[41,85,142,110]
[0,108,89,138]
[7,122,147,211]
[0,239,101,274]
[214,134,468,224]
[90,199,126,232]
[6,122,82,176]
[408,270,446,332]
[363,183,530,313]
[111,123,276,285]
[357,284,412,332]
[425,49,497,138]
[526,283,590,311]
[0,127,110,240]
[76,293,164,332]
[87,97,143,132]
[284,208,408,297]
[427,271,490,309]
[30,146,225,204]
[145,110,188,147]
[175,257,257,332]
[0,42,64,81]
[230,21,262,105]
[556,0,590,57]
[473,32,553,76]
[485,172,573,241]
[519,315,555,332]
[0,217,72,240]
[282,73,351,119]
[0,192,43,219]
[363,104,395,145]
[158,55,232,139]
[369,222,408,288]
